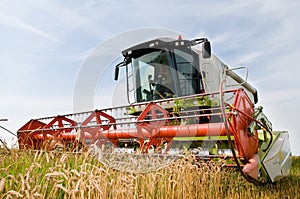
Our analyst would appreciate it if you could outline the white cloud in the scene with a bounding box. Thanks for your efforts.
[0,13,60,42]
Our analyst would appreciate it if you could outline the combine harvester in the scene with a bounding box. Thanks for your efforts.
[17,36,292,184]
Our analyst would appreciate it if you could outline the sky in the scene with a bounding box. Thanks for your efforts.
[0,0,300,155]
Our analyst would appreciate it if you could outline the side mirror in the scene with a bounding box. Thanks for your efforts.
[114,66,120,81]
[114,59,130,81]
[202,41,211,59]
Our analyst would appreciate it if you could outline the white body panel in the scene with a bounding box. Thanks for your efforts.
[262,131,292,182]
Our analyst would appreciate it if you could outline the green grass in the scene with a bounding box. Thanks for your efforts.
[0,150,299,199]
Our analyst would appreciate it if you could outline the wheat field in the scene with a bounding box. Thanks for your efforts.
[0,150,299,199]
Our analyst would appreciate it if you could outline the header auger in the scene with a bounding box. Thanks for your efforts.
[17,36,292,184]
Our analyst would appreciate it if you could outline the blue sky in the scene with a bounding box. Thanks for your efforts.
[1,0,300,155]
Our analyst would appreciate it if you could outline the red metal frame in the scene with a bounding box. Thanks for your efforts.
[17,89,258,162]
[80,109,117,150]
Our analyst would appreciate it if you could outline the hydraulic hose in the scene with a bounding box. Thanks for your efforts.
[224,104,273,153]
[219,79,263,185]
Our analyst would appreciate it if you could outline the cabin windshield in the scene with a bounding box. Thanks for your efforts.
[127,47,203,103]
